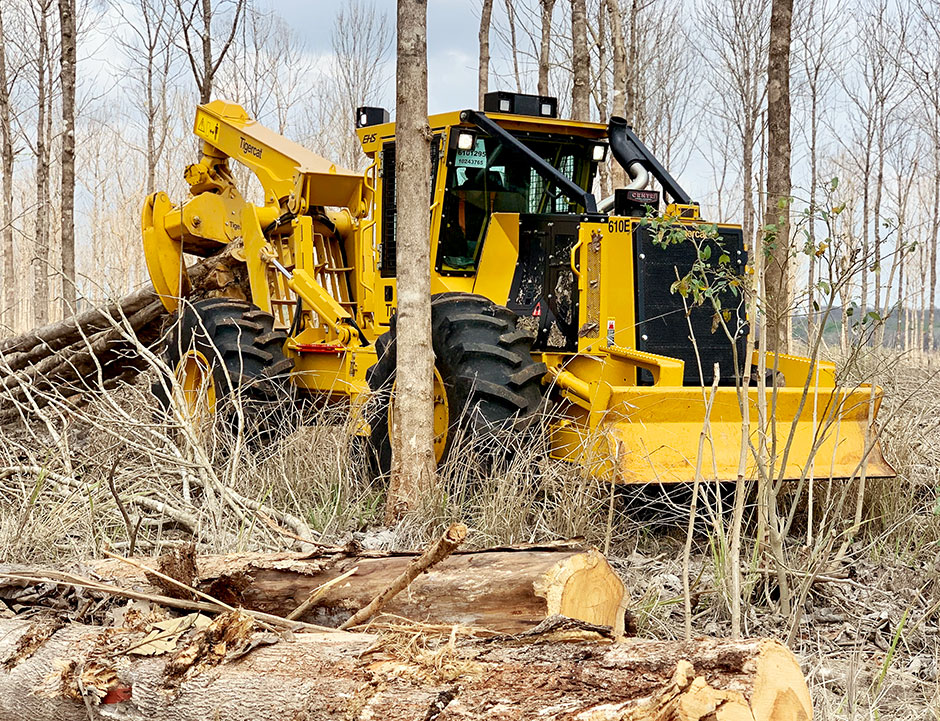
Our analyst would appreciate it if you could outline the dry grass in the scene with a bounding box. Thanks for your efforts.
[1,313,939,718]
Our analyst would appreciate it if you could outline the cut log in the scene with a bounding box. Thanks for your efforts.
[0,615,812,721]
[84,545,631,634]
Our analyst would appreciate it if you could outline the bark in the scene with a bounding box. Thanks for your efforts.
[762,0,793,354]
[570,0,590,121]
[81,545,631,635]
[478,0,493,109]
[0,6,13,324]
[58,0,77,315]
[538,0,555,96]
[607,0,627,118]
[388,0,435,522]
[33,0,52,327]
[0,615,812,721]
[626,0,639,130]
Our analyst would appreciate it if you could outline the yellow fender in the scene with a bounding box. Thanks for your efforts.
[142,192,189,313]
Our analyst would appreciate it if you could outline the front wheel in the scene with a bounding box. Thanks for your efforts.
[152,298,295,440]
[364,293,547,479]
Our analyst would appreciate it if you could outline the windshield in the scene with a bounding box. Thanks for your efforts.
[437,133,594,273]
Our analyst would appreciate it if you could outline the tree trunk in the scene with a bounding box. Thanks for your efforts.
[929,147,939,351]
[72,546,631,634]
[199,0,213,103]
[806,80,818,345]
[505,0,522,93]
[478,0,493,109]
[607,0,627,118]
[33,0,52,328]
[388,0,435,523]
[538,0,555,96]
[570,0,590,121]
[0,615,812,721]
[762,0,793,354]
[0,5,14,326]
[58,0,77,316]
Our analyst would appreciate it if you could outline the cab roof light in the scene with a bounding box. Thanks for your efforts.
[483,91,557,119]
[356,106,389,129]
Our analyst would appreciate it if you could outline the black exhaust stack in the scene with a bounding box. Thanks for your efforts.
[607,117,692,205]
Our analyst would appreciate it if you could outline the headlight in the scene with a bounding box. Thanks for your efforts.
[592,143,608,162]
[457,132,476,150]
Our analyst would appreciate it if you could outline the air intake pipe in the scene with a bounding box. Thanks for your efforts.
[606,116,691,205]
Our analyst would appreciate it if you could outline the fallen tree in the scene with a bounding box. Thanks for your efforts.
[0,612,812,721]
[9,543,632,635]
[0,246,247,422]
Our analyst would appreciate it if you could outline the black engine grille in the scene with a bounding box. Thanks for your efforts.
[633,224,748,386]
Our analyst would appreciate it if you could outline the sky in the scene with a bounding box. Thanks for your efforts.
[261,0,483,115]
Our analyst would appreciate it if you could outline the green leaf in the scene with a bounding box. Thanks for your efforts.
[719,253,730,264]
[701,245,712,260]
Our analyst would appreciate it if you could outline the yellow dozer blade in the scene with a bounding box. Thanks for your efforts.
[549,350,895,484]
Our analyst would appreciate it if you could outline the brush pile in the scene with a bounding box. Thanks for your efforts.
[0,247,246,424]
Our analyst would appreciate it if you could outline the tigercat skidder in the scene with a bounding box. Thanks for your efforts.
[142,92,894,484]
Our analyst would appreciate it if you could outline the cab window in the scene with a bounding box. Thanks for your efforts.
[437,134,593,273]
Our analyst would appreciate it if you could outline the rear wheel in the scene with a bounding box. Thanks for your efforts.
[153,298,295,440]
[364,293,546,479]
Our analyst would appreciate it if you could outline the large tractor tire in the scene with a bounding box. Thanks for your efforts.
[153,298,295,440]
[364,293,547,479]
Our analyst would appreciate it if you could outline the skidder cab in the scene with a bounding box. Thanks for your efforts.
[142,92,894,484]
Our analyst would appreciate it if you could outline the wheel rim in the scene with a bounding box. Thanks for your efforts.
[388,368,450,464]
[176,350,217,419]
[431,368,450,462]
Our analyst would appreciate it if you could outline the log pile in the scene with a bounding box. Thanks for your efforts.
[0,246,247,423]
[0,540,814,720]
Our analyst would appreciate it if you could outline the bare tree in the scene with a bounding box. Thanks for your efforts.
[902,0,940,350]
[537,0,555,96]
[795,0,838,342]
[763,0,794,353]
[701,0,769,251]
[606,0,626,118]
[387,0,434,522]
[478,0,494,108]
[330,1,392,170]
[175,0,245,104]
[30,0,54,326]
[115,0,177,195]
[570,0,589,120]
[57,0,76,315]
[0,4,16,323]
[504,0,523,93]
